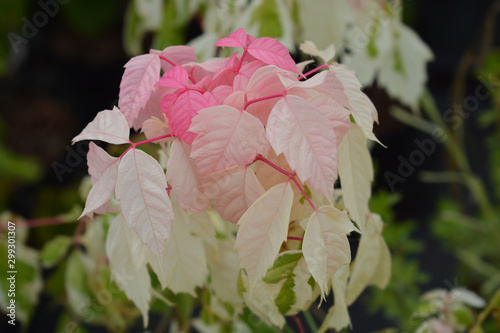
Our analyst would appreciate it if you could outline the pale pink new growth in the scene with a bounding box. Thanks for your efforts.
[119,54,161,126]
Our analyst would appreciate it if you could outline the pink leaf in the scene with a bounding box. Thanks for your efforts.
[247,37,300,73]
[244,65,288,125]
[150,45,197,72]
[132,88,164,131]
[210,85,233,104]
[166,139,211,214]
[72,107,130,145]
[165,90,210,144]
[189,105,270,174]
[119,53,161,126]
[214,166,265,224]
[80,143,120,219]
[308,95,351,146]
[280,70,349,108]
[233,60,266,91]
[215,28,248,48]
[115,149,174,262]
[157,65,189,89]
[266,95,339,200]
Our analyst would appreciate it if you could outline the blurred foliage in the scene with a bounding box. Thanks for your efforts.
[0,0,30,75]
[364,190,429,330]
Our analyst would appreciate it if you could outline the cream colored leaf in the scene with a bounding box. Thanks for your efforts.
[338,124,373,230]
[158,201,208,295]
[206,241,243,304]
[240,271,286,328]
[234,182,294,287]
[106,213,151,327]
[142,116,171,143]
[346,213,391,305]
[330,63,381,143]
[300,40,336,64]
[302,205,356,299]
[319,265,351,333]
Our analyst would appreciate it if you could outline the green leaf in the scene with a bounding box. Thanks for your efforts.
[123,0,145,55]
[41,235,73,268]
[275,276,295,314]
[153,0,186,50]
[252,0,282,38]
[237,269,247,297]
[452,306,474,328]
[263,251,302,284]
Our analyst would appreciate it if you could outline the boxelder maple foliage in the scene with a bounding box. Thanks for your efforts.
[72,28,389,331]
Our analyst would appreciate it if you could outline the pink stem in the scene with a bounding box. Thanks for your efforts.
[303,64,329,78]
[255,155,295,178]
[287,236,303,241]
[132,134,174,147]
[73,219,86,252]
[159,56,176,67]
[291,177,317,211]
[120,134,174,158]
[237,48,248,72]
[2,217,70,230]
[244,93,284,110]
[291,315,305,333]
[254,155,317,212]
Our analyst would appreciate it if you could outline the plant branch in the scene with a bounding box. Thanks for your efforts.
[291,315,305,333]
[421,89,496,222]
[159,56,176,67]
[244,93,284,110]
[303,64,329,77]
[254,155,317,211]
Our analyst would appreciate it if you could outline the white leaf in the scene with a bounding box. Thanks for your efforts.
[206,241,243,304]
[318,265,351,333]
[115,148,174,262]
[346,214,391,305]
[80,143,120,219]
[303,206,356,299]
[338,124,373,230]
[330,63,381,143]
[299,0,355,53]
[240,271,286,328]
[106,213,151,327]
[378,22,434,109]
[158,201,208,295]
[300,40,336,63]
[72,107,130,145]
[288,255,314,315]
[235,182,294,287]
